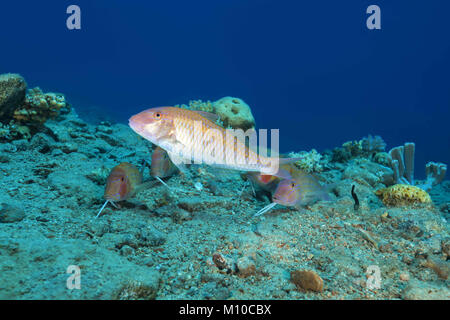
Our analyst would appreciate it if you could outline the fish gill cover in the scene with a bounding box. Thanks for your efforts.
[0,0,449,301]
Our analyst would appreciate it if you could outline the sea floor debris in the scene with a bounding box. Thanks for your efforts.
[0,103,449,300]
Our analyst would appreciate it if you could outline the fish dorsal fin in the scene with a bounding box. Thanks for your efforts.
[193,110,220,123]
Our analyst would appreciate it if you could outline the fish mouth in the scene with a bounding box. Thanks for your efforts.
[128,115,145,134]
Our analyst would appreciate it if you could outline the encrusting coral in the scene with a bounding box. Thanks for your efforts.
[375,184,432,207]
[212,96,255,131]
[13,87,70,125]
[0,73,71,141]
[0,73,27,120]
[176,96,255,130]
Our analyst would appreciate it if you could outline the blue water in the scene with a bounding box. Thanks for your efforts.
[1,0,449,179]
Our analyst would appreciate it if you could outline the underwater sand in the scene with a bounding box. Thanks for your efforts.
[0,108,449,300]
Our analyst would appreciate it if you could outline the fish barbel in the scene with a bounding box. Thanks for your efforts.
[129,107,296,178]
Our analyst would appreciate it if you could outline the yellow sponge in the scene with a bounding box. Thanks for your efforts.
[375,184,432,207]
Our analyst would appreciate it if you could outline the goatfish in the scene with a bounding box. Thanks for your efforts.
[129,107,300,179]
[150,146,178,188]
[245,154,295,193]
[96,162,152,218]
[254,168,331,216]
[246,172,280,193]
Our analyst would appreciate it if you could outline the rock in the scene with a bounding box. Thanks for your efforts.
[44,121,72,142]
[399,273,410,281]
[139,226,166,247]
[0,73,26,120]
[201,282,230,300]
[30,133,55,154]
[116,234,139,249]
[172,208,193,223]
[236,256,256,278]
[120,245,135,257]
[212,252,235,273]
[423,257,449,280]
[0,155,9,163]
[60,142,78,154]
[47,170,99,198]
[402,279,450,300]
[290,270,324,293]
[113,272,161,300]
[213,97,255,131]
[0,203,25,223]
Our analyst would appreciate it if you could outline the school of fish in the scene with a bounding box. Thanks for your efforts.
[95,106,331,218]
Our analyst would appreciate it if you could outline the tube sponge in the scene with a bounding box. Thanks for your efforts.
[418,162,447,191]
[388,143,415,185]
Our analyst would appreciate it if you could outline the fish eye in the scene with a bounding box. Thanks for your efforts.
[291,182,296,188]
[154,112,161,119]
[121,177,125,182]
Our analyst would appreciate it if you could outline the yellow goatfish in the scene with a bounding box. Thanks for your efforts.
[129,107,299,179]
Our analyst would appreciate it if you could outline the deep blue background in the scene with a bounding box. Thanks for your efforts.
[1,0,449,178]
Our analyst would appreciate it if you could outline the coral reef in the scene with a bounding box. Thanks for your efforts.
[419,162,447,191]
[332,135,386,163]
[13,87,70,125]
[0,81,448,300]
[0,121,31,141]
[388,142,415,185]
[375,184,432,207]
[288,149,323,173]
[387,142,447,190]
[212,96,255,131]
[0,73,26,120]
[174,97,256,130]
[361,134,387,153]
[0,74,70,142]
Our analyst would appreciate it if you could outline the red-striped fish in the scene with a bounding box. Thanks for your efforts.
[254,167,330,216]
[96,162,149,218]
[151,146,178,179]
[129,107,298,178]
